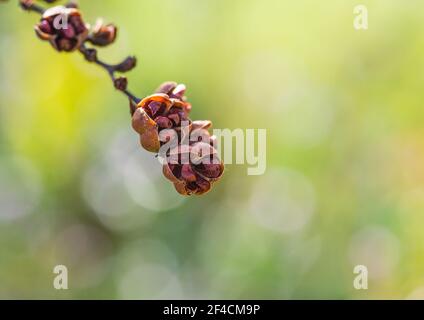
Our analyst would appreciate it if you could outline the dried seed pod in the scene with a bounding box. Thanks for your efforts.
[132,107,160,153]
[113,56,137,73]
[19,0,35,10]
[89,19,117,47]
[162,131,224,196]
[131,86,191,154]
[132,83,224,195]
[163,155,224,196]
[114,77,128,91]
[81,47,97,62]
[34,6,88,52]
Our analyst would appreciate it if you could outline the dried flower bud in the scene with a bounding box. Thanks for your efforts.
[34,6,88,52]
[19,0,35,10]
[65,1,78,9]
[114,77,128,91]
[89,19,118,47]
[113,56,137,73]
[81,47,97,62]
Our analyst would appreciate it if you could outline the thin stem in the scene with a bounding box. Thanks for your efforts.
[19,0,45,14]
[109,70,142,104]
[79,45,141,104]
[16,0,141,105]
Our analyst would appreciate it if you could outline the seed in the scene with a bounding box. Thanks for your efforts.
[38,20,53,34]
[155,116,173,129]
[60,24,76,39]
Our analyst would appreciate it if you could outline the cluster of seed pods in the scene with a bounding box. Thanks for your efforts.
[132,82,224,195]
[32,2,117,51]
[9,0,224,195]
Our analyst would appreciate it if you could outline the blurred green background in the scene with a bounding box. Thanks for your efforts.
[1,0,424,299]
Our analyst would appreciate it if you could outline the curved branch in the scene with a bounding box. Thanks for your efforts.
[79,45,141,103]
[17,0,141,104]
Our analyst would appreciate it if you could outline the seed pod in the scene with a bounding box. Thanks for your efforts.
[19,0,35,10]
[162,134,224,196]
[132,83,224,195]
[131,91,187,154]
[34,6,88,52]
[114,77,128,91]
[163,154,223,196]
[113,56,137,73]
[132,107,160,153]
[89,19,118,47]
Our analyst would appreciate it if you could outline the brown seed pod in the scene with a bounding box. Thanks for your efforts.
[163,157,224,196]
[89,19,118,47]
[162,129,224,196]
[131,85,192,154]
[132,107,160,153]
[34,6,88,52]
[131,83,224,195]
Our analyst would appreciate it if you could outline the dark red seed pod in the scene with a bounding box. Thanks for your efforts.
[38,20,53,34]
[181,164,197,183]
[60,24,76,39]
[155,116,173,129]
